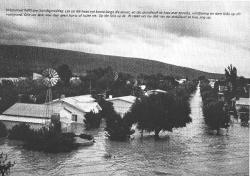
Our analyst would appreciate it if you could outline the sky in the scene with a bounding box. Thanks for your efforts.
[0,0,250,77]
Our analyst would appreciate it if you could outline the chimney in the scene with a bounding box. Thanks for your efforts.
[109,95,113,99]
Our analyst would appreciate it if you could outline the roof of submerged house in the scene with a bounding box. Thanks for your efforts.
[106,95,137,104]
[2,103,63,118]
[50,94,101,113]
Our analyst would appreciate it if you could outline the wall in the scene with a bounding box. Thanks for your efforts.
[52,102,86,123]
[1,120,44,130]
[108,99,133,118]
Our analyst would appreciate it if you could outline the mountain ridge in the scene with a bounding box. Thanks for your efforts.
[0,44,223,79]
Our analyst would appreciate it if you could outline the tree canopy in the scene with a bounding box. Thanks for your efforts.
[57,64,72,85]
[125,93,192,138]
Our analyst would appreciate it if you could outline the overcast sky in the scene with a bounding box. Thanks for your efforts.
[1,0,249,77]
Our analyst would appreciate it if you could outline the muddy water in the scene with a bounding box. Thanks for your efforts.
[0,86,249,176]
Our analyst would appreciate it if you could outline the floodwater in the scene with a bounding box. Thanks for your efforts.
[0,86,249,176]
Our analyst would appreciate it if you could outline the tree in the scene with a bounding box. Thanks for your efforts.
[57,64,72,85]
[125,93,192,139]
[99,99,134,141]
[105,111,134,141]
[0,122,7,138]
[84,111,101,130]
[203,101,230,133]
[0,80,18,113]
[225,64,237,93]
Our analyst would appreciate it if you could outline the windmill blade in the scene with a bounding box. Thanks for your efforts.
[113,71,118,81]
[42,68,59,87]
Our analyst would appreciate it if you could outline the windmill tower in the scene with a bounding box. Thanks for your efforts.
[42,68,59,121]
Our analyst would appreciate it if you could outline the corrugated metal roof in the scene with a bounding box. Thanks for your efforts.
[236,98,250,106]
[106,95,136,104]
[50,95,101,113]
[2,103,63,118]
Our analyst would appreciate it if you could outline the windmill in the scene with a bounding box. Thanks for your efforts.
[42,68,59,120]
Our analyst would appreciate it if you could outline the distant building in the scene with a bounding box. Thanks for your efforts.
[218,92,225,102]
[106,95,137,117]
[49,94,102,124]
[235,98,250,111]
[219,85,228,92]
[0,103,72,130]
[175,79,187,84]
[208,79,217,88]
[145,89,167,96]
[217,80,232,102]
[0,77,27,84]
[32,73,43,80]
[235,98,250,120]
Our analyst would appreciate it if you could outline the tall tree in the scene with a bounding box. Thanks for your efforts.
[125,93,192,139]
[225,64,237,93]
[57,64,72,85]
[203,101,230,133]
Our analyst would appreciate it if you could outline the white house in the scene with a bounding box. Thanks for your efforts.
[49,94,102,124]
[0,103,72,130]
[106,95,137,117]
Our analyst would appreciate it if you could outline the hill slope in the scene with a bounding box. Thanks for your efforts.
[0,45,223,79]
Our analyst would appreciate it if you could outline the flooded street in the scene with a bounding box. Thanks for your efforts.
[0,86,249,176]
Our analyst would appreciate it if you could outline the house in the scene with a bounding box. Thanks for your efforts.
[106,95,137,117]
[0,77,27,84]
[235,98,250,111]
[208,79,217,88]
[145,89,167,96]
[235,98,250,120]
[0,103,72,130]
[49,95,102,124]
[218,92,225,102]
[32,73,43,80]
[176,79,187,84]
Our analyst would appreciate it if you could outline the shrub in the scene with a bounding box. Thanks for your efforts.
[8,123,77,153]
[8,123,31,140]
[0,153,15,176]
[0,122,7,138]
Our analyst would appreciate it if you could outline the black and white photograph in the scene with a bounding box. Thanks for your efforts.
[0,0,249,175]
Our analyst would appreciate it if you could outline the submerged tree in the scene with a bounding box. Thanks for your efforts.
[105,112,134,141]
[125,93,192,139]
[225,64,237,93]
[100,99,134,141]
[203,101,230,133]
[84,111,101,130]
